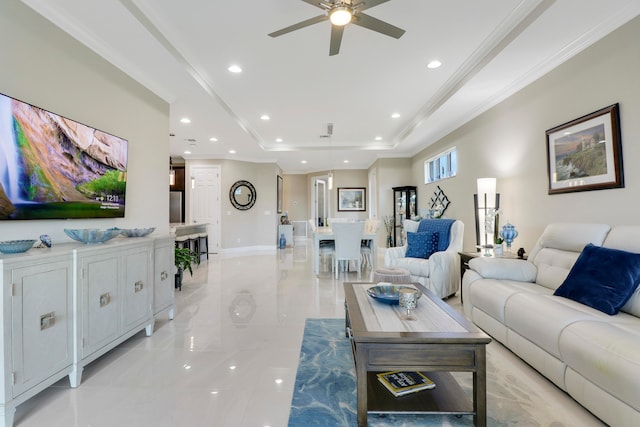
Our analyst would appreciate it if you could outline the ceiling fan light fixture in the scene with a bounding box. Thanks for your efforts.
[330,7,352,26]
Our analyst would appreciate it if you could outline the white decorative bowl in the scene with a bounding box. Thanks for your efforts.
[64,228,121,244]
[0,240,37,254]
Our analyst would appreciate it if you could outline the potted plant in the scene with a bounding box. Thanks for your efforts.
[493,236,504,256]
[175,247,200,290]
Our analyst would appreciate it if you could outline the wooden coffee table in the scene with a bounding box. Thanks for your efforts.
[344,282,491,426]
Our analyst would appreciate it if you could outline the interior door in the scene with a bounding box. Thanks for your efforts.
[314,178,328,227]
[189,165,221,253]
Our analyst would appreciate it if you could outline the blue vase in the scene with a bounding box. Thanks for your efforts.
[499,222,519,251]
[279,233,286,249]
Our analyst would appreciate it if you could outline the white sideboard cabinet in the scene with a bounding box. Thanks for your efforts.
[70,239,154,387]
[0,236,175,427]
[152,236,175,323]
[0,248,75,427]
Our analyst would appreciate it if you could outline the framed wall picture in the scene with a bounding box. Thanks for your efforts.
[337,187,366,212]
[546,103,623,194]
[277,175,283,213]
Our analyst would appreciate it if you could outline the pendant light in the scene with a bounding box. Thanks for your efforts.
[169,158,175,186]
[327,123,334,190]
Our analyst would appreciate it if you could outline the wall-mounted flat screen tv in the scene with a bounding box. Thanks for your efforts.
[0,92,128,220]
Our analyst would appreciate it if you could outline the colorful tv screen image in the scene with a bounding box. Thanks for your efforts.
[0,92,128,220]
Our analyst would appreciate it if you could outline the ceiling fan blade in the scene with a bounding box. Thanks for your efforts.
[352,12,405,39]
[329,25,344,56]
[301,0,329,10]
[268,14,328,38]
[355,0,391,12]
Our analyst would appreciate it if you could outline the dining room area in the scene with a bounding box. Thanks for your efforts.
[307,217,381,277]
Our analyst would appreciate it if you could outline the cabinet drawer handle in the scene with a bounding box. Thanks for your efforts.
[40,312,56,330]
[99,293,111,307]
[160,271,169,281]
[134,280,144,293]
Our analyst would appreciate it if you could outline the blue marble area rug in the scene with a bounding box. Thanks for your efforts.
[287,318,487,427]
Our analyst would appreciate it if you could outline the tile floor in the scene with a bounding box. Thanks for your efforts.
[14,241,603,426]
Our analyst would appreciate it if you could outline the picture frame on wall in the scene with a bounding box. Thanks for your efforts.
[277,175,283,213]
[337,187,366,212]
[546,103,623,194]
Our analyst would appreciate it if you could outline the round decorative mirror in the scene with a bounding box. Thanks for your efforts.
[230,180,257,210]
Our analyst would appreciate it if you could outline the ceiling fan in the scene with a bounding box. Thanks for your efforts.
[268,0,405,56]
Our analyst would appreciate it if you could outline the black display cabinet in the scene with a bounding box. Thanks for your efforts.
[392,186,417,247]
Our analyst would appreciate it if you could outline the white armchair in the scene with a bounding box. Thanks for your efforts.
[384,219,464,299]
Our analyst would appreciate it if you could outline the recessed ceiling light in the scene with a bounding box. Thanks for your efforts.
[343,160,349,164]
[391,113,400,119]
[229,365,237,370]
[184,150,191,154]
[427,60,442,69]
[275,378,283,384]
[180,117,191,124]
[260,114,270,121]
[229,150,236,154]
[375,136,382,141]
[228,65,242,73]
[209,137,218,142]
[301,160,307,164]
[276,138,283,142]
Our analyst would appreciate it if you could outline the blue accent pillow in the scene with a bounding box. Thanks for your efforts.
[554,243,640,315]
[405,232,439,259]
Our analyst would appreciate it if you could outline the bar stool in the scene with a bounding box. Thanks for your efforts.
[197,233,209,260]
[187,234,199,257]
[175,235,189,249]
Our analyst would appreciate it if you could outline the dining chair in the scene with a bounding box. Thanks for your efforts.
[332,222,366,279]
[310,218,335,271]
[361,218,380,269]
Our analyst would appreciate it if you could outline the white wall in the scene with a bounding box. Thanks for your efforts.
[0,1,169,244]
[410,16,640,253]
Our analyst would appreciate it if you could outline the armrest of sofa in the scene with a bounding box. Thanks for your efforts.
[384,245,407,266]
[468,257,537,282]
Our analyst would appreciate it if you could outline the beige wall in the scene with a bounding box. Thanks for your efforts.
[282,174,308,220]
[0,1,169,243]
[410,16,640,253]
[186,159,279,249]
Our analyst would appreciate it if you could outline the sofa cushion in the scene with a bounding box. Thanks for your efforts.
[528,223,610,290]
[505,293,607,358]
[554,244,640,315]
[531,248,581,290]
[405,231,439,259]
[560,320,640,411]
[468,278,550,324]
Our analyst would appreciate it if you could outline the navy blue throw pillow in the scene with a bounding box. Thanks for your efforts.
[554,243,640,315]
[405,232,439,259]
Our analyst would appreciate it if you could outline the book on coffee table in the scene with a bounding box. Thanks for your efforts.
[376,371,436,397]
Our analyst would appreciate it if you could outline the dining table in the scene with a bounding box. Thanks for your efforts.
[312,226,378,274]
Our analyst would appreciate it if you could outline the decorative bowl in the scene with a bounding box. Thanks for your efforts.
[64,228,121,244]
[119,227,155,238]
[0,240,37,254]
[366,285,422,305]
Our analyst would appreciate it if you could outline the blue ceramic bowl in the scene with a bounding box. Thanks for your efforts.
[119,227,155,238]
[366,285,422,305]
[64,228,121,244]
[0,240,37,254]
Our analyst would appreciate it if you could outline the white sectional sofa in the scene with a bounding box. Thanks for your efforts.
[385,219,463,299]
[462,223,640,427]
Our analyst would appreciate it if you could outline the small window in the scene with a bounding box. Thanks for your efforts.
[424,147,457,184]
